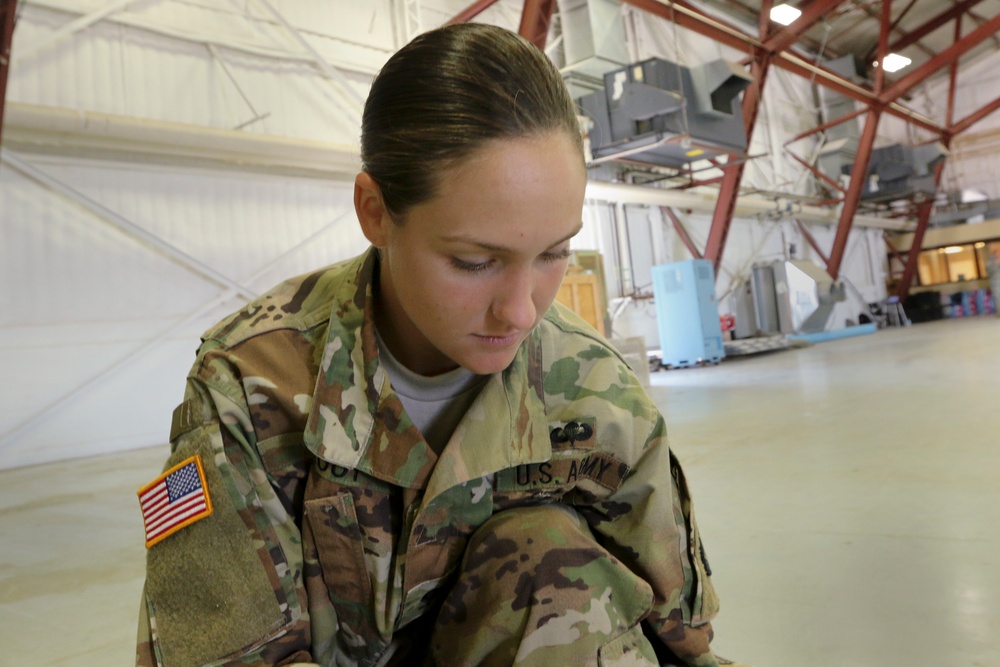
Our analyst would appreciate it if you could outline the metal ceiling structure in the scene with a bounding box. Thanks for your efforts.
[450,0,1000,299]
[4,0,998,299]
[611,0,1000,299]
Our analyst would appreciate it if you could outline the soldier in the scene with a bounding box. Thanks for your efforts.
[136,23,739,667]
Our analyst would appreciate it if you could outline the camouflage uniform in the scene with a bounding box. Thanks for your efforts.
[136,248,720,667]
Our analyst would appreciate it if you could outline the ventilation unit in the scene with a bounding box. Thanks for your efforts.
[855,143,948,202]
[577,57,752,167]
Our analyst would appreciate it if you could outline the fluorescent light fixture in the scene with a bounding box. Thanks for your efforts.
[943,246,964,254]
[881,53,912,73]
[770,4,802,25]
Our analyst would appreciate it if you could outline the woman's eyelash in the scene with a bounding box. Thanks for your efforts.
[542,248,572,261]
[451,248,570,273]
[451,258,493,273]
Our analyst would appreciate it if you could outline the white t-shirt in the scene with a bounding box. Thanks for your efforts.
[375,332,489,453]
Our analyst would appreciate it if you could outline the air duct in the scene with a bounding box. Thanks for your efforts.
[577,56,751,168]
[857,142,948,202]
[557,0,629,97]
[691,58,754,118]
[816,55,863,185]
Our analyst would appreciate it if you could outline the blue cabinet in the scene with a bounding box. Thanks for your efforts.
[651,259,725,368]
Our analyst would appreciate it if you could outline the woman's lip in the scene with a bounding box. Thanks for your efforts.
[473,333,521,346]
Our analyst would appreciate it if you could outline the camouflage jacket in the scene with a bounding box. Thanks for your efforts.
[137,248,719,667]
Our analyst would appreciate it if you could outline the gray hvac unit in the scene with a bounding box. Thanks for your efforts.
[771,260,846,334]
[734,261,846,336]
[855,143,948,202]
[577,57,752,167]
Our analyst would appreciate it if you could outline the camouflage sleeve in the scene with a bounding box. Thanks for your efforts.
[136,348,313,667]
[577,413,720,667]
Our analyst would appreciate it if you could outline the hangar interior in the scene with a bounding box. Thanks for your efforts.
[1,1,999,665]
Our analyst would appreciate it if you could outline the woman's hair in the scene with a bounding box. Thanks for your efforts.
[360,23,583,219]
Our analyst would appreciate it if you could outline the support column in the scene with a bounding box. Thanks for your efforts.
[0,0,16,149]
[895,16,961,300]
[893,198,933,299]
[827,0,892,280]
[795,220,830,266]
[661,207,703,259]
[704,0,774,278]
[827,106,882,280]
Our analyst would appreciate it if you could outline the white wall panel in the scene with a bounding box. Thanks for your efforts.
[1,155,365,470]
[11,3,382,143]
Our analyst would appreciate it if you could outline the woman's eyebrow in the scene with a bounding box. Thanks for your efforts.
[442,225,582,253]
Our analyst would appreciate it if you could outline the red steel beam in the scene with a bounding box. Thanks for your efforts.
[950,95,1000,136]
[894,200,933,300]
[785,106,867,144]
[623,0,750,52]
[895,138,950,300]
[662,207,704,259]
[828,0,892,280]
[786,149,846,192]
[621,0,946,136]
[0,0,16,150]
[445,0,503,24]
[703,1,774,276]
[946,15,962,128]
[884,234,907,274]
[966,8,1000,50]
[880,11,1000,105]
[887,0,988,54]
[887,0,921,35]
[795,219,830,266]
[774,52,943,135]
[518,0,557,49]
[826,114,881,279]
[863,0,931,63]
[703,169,743,277]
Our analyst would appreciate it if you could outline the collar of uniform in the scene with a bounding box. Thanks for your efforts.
[303,248,397,472]
[302,247,550,489]
[420,327,551,503]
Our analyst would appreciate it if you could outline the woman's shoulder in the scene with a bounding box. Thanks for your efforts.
[537,303,662,449]
[539,301,620,362]
[202,253,367,350]
[538,302,647,395]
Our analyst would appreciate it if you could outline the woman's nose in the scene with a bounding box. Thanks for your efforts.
[491,271,536,331]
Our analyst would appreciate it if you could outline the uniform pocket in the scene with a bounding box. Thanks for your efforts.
[304,492,375,643]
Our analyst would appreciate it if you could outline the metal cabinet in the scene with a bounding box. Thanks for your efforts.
[651,259,725,368]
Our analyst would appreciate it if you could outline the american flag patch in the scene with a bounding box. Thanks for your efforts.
[138,455,213,548]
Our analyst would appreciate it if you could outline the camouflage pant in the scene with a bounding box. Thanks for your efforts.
[425,504,661,667]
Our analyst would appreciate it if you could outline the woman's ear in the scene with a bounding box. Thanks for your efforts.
[354,172,391,246]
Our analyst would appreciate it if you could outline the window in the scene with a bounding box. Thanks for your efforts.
[914,240,999,286]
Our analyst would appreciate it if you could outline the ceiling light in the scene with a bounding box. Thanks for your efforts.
[770,4,801,26]
[880,53,912,73]
[943,246,964,254]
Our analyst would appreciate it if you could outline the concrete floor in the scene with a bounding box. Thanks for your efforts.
[1,316,997,666]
